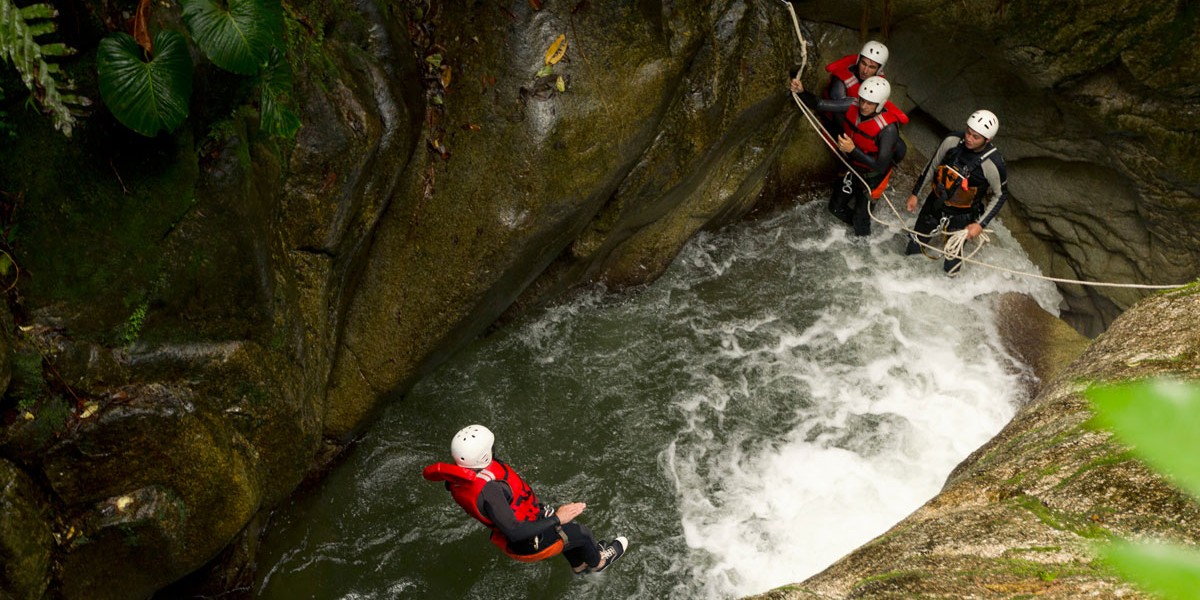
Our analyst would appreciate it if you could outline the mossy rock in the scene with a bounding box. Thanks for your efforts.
[0,459,52,600]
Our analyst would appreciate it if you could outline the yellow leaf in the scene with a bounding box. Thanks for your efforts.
[555,75,565,92]
[22,411,34,420]
[440,65,452,89]
[545,34,567,65]
[80,401,99,419]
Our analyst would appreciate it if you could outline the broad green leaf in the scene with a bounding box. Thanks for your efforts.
[1087,379,1200,500]
[180,0,283,75]
[97,31,193,137]
[1102,540,1200,600]
[259,48,300,138]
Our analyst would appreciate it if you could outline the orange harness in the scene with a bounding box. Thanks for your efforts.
[492,530,565,562]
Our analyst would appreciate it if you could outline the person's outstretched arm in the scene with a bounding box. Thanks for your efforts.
[479,482,580,543]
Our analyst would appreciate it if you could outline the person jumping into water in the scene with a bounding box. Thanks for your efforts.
[423,424,629,574]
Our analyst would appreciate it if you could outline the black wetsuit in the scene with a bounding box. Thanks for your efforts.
[478,480,602,569]
[906,133,1008,272]
[798,91,900,236]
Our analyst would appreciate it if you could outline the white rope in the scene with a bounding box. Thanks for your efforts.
[777,3,1189,291]
[778,0,808,75]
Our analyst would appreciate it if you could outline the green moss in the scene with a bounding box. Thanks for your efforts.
[1161,279,1200,298]
[0,112,200,341]
[1012,494,1113,539]
[6,350,46,412]
[850,569,927,593]
[1053,450,1137,491]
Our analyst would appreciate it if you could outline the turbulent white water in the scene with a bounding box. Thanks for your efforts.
[254,199,1062,600]
[661,205,1060,597]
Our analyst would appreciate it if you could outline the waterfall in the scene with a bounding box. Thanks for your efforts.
[255,199,1061,599]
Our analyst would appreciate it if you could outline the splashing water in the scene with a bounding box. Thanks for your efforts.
[255,199,1061,600]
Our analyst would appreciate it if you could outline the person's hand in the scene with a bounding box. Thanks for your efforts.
[966,223,983,239]
[789,77,803,94]
[836,134,855,153]
[906,194,919,213]
[555,502,586,525]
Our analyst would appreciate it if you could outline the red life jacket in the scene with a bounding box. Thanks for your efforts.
[824,54,863,100]
[842,101,908,169]
[423,460,562,562]
[840,101,908,198]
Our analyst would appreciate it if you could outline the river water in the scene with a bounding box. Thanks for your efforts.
[254,198,1062,599]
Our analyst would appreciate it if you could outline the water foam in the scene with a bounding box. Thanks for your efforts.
[662,202,1060,598]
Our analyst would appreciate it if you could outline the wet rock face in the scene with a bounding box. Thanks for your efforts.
[322,1,805,438]
[0,1,806,598]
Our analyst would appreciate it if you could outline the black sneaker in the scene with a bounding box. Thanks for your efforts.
[593,536,628,573]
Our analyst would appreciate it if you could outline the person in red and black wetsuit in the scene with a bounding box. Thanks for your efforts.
[423,424,628,574]
[790,74,908,236]
[791,40,890,135]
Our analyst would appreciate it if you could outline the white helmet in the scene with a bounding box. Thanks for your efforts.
[859,40,889,68]
[858,76,891,105]
[451,424,494,469]
[966,109,999,139]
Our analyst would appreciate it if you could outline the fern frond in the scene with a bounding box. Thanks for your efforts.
[1,0,87,136]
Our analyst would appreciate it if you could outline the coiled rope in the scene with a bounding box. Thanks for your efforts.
[776,0,1188,290]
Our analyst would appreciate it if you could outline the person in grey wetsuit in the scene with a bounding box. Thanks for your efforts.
[905,109,1008,273]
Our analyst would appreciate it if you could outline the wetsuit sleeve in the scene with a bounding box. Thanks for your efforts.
[478,481,559,543]
[910,135,960,196]
[797,90,853,115]
[827,76,847,101]
[976,153,1009,227]
[820,78,855,113]
[845,123,897,174]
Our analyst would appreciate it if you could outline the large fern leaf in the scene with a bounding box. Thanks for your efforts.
[0,0,89,136]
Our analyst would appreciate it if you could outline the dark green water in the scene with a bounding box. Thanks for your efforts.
[254,200,1060,599]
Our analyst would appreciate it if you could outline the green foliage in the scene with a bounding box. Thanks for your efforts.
[1087,379,1200,600]
[1088,380,1200,499]
[258,47,300,139]
[97,31,193,137]
[180,0,283,75]
[0,0,89,136]
[119,300,149,345]
[97,0,297,138]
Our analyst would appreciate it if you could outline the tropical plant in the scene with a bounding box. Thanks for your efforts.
[1087,379,1200,599]
[181,0,283,75]
[97,31,193,137]
[97,0,298,138]
[0,0,89,136]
